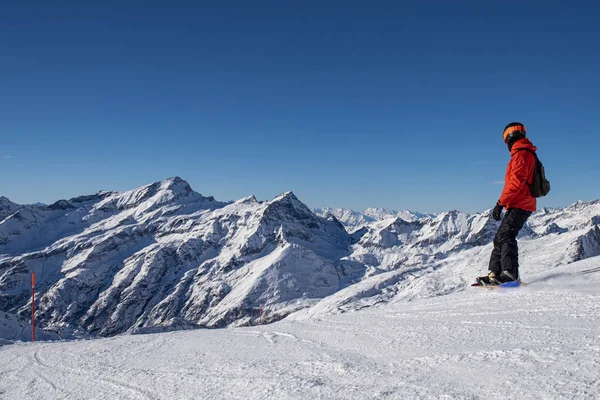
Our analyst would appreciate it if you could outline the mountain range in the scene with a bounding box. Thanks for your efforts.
[1,177,599,340]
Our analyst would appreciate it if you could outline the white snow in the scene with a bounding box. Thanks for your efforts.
[0,311,61,344]
[1,179,600,398]
[1,256,599,399]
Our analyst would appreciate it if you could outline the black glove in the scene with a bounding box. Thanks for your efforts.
[492,202,503,221]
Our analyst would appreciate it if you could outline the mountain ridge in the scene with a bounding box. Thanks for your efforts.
[1,177,599,339]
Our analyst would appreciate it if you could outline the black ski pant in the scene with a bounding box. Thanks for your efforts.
[488,208,532,279]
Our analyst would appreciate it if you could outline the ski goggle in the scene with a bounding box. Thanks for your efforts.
[503,124,526,142]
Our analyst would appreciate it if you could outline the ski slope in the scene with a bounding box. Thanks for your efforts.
[1,257,599,400]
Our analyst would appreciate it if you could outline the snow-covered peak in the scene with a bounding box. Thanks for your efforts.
[161,176,194,193]
[46,199,75,211]
[313,207,434,232]
[312,208,376,232]
[566,199,600,212]
[264,191,315,221]
[0,197,20,221]
[363,207,432,222]
[0,178,227,256]
[91,177,220,217]
[0,196,16,206]
[68,192,113,205]
[527,198,600,235]
[235,195,259,205]
[325,213,345,229]
[270,190,300,205]
[418,210,471,241]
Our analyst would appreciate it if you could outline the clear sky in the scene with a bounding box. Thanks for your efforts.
[1,1,599,213]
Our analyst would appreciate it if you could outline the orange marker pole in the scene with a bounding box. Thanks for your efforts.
[31,272,35,342]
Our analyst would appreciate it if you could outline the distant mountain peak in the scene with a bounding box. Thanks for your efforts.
[92,177,207,212]
[47,199,75,211]
[0,197,21,221]
[235,195,259,205]
[263,191,316,223]
[268,191,307,210]
[161,176,192,190]
[314,206,434,231]
[436,210,464,219]
[166,176,185,183]
[0,196,16,206]
[272,190,299,202]
[325,213,346,230]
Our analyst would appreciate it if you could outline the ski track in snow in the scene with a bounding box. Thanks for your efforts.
[1,266,600,400]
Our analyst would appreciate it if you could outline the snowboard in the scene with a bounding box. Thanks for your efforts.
[471,280,526,288]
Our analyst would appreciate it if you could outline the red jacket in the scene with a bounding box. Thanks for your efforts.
[499,138,537,212]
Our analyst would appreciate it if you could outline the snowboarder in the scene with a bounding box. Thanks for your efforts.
[476,122,537,286]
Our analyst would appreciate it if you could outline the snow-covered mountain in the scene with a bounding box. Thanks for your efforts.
[1,177,599,339]
[0,178,353,337]
[313,206,433,232]
[0,197,21,222]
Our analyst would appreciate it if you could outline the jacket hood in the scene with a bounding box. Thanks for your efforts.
[510,138,537,155]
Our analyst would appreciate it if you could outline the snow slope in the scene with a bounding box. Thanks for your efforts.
[1,256,598,400]
[0,311,61,345]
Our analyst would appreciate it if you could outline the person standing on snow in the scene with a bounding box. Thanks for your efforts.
[477,122,537,285]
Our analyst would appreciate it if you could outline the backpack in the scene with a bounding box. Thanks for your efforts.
[516,148,551,198]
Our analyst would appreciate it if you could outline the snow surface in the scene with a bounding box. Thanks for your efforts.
[1,256,599,400]
[0,311,60,345]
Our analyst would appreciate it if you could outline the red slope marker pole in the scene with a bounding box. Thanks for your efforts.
[31,272,35,342]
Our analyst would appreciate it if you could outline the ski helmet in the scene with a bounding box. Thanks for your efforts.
[503,122,526,144]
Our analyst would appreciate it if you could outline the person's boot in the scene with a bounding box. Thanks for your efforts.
[475,271,499,286]
[497,270,519,283]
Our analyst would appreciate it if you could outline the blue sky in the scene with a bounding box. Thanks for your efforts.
[1,1,599,213]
